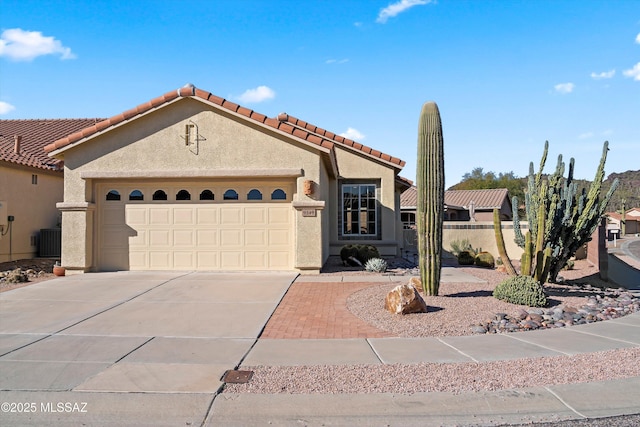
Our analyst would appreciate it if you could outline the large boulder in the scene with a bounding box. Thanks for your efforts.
[384,282,428,315]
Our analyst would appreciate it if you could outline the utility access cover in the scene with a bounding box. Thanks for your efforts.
[222,370,254,384]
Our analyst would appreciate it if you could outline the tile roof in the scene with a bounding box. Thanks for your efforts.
[1,119,103,171]
[276,113,405,168]
[44,84,405,169]
[400,186,510,210]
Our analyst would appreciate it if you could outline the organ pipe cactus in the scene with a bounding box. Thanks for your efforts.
[513,141,619,283]
[416,101,444,296]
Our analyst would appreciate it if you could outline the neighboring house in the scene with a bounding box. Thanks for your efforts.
[400,186,513,227]
[0,119,103,262]
[44,84,410,274]
[607,208,640,237]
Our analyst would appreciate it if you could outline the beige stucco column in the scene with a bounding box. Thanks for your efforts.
[292,200,325,274]
[57,202,95,274]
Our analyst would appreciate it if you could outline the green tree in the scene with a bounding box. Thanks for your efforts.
[449,167,525,208]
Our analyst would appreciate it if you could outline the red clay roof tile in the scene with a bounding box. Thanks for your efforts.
[250,111,267,123]
[292,128,307,139]
[237,106,252,118]
[1,119,103,170]
[222,100,239,112]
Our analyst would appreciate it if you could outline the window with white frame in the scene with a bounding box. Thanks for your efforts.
[341,183,378,237]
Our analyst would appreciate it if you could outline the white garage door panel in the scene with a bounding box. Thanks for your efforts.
[100,200,292,271]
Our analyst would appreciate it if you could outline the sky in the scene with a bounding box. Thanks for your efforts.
[1,0,639,187]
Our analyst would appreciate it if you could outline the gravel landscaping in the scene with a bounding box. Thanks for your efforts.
[226,258,640,396]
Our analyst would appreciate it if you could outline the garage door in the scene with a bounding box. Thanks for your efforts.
[97,182,294,271]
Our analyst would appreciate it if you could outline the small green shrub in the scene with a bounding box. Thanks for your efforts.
[357,245,380,264]
[493,275,548,307]
[450,239,476,257]
[365,258,388,273]
[457,251,475,265]
[340,244,380,265]
[564,259,575,270]
[340,245,358,263]
[474,252,495,268]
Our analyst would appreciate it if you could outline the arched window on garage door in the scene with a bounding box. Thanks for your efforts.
[152,190,168,201]
[247,189,263,200]
[176,189,191,200]
[271,189,287,200]
[200,190,214,200]
[129,190,144,201]
[106,190,121,201]
[223,189,238,200]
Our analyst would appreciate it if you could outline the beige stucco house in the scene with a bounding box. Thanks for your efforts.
[44,84,410,274]
[0,119,101,262]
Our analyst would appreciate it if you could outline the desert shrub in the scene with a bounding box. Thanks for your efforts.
[457,251,475,266]
[4,269,28,284]
[493,275,548,307]
[340,245,358,263]
[474,252,495,268]
[450,239,476,257]
[357,244,380,264]
[365,258,388,273]
[340,244,380,265]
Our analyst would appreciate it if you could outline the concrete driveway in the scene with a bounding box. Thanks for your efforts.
[0,271,296,426]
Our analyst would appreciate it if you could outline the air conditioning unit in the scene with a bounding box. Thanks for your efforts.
[39,228,62,257]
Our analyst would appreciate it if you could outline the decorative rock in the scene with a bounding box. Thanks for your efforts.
[384,283,428,315]
[471,290,640,335]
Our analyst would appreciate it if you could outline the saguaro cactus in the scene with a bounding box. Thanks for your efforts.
[416,101,444,296]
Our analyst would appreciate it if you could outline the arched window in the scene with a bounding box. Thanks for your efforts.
[129,190,144,201]
[106,190,121,201]
[271,189,286,200]
[176,189,191,200]
[247,189,262,200]
[152,190,168,201]
[199,190,214,200]
[223,189,238,200]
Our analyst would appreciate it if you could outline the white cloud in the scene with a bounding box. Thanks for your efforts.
[578,132,594,140]
[376,0,432,24]
[636,33,640,44]
[325,58,349,64]
[236,86,276,103]
[0,28,75,61]
[554,82,575,94]
[0,101,16,115]
[623,62,640,81]
[590,69,615,79]
[339,127,365,141]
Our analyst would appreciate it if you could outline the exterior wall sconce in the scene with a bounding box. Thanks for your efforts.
[303,180,314,196]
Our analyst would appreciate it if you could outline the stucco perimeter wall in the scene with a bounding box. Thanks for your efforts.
[442,222,525,260]
[328,147,401,257]
[0,164,63,262]
[57,98,327,271]
[403,221,527,262]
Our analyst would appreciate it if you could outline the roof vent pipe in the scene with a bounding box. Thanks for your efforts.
[14,135,21,155]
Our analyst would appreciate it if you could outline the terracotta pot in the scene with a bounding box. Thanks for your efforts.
[53,266,66,277]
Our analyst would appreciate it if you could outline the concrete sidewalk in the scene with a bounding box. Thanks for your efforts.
[1,267,639,426]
